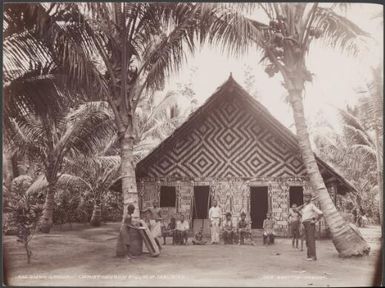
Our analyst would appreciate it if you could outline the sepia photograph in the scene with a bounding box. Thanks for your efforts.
[2,2,383,287]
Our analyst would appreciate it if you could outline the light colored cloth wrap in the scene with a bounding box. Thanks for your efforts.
[149,219,162,239]
[211,218,220,243]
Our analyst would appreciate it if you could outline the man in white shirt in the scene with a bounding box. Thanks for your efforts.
[300,194,323,261]
[209,200,222,244]
[176,214,189,245]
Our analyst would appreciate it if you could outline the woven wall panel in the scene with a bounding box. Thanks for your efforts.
[140,95,306,179]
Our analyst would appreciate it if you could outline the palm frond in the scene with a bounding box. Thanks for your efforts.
[199,3,267,56]
[312,7,370,55]
[56,101,116,158]
[137,6,200,92]
[351,144,378,160]
[343,124,375,148]
[6,117,46,159]
[339,108,369,134]
[26,173,92,195]
[3,61,69,123]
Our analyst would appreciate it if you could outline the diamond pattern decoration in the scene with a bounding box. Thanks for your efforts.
[137,95,307,179]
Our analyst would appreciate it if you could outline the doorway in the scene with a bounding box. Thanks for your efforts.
[250,186,268,229]
[289,186,304,207]
[192,186,211,235]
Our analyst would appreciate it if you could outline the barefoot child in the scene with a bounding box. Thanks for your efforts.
[289,204,301,249]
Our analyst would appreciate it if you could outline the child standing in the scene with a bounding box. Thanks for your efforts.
[289,203,301,249]
[262,213,275,245]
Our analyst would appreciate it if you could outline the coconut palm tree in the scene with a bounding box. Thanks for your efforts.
[355,64,383,228]
[312,112,379,222]
[134,86,196,161]
[206,3,371,256]
[5,84,115,233]
[26,154,121,227]
[5,3,256,255]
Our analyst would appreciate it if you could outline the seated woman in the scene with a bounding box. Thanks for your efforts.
[175,214,189,245]
[263,212,275,245]
[162,217,176,245]
[237,212,251,245]
[222,212,235,244]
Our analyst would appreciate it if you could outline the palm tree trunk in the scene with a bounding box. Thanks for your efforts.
[289,88,370,257]
[2,150,13,188]
[90,203,102,227]
[120,128,139,218]
[39,183,56,233]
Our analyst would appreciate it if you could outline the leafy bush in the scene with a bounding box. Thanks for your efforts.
[5,176,42,263]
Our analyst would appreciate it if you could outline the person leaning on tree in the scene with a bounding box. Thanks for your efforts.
[299,193,323,261]
[119,204,140,260]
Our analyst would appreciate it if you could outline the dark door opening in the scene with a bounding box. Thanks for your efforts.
[250,186,268,229]
[192,186,211,219]
[192,186,211,235]
[289,186,304,207]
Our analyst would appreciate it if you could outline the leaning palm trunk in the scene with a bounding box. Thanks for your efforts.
[289,88,370,257]
[39,183,56,233]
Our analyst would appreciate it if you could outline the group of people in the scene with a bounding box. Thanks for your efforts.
[161,214,190,245]
[119,194,324,261]
[210,200,252,245]
[288,194,323,261]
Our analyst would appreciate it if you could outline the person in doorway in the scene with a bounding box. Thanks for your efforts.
[289,203,301,249]
[262,212,275,245]
[237,212,251,245]
[300,193,323,261]
[176,214,190,245]
[209,199,221,244]
[142,200,162,250]
[222,212,234,244]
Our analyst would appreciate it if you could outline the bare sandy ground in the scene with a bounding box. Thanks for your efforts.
[3,223,381,287]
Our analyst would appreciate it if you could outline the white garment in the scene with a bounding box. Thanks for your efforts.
[149,219,162,238]
[301,203,323,222]
[176,220,189,231]
[209,206,222,220]
[211,218,220,243]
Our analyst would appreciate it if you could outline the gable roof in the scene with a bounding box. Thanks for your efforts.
[114,76,356,194]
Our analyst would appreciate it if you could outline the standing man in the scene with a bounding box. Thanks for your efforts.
[209,199,221,244]
[300,194,323,261]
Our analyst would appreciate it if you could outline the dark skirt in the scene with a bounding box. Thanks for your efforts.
[291,220,300,238]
